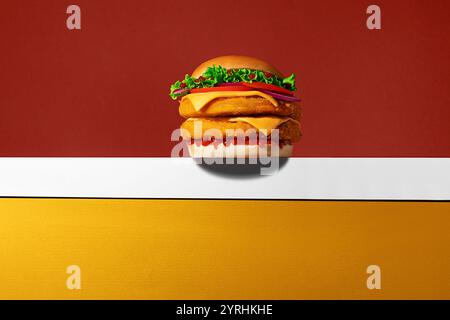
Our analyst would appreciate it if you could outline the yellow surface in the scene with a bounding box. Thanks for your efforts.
[0,198,449,299]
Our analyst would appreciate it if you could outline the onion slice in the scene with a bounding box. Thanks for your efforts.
[217,83,299,101]
[173,88,189,95]
[217,83,240,87]
[259,89,301,102]
[173,84,300,103]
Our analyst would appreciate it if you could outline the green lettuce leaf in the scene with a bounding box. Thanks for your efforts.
[169,65,297,100]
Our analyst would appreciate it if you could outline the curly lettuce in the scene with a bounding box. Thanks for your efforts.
[170,65,296,100]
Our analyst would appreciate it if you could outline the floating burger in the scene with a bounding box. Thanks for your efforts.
[170,55,301,159]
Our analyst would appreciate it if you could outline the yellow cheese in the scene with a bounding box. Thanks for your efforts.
[184,91,279,111]
[228,117,292,130]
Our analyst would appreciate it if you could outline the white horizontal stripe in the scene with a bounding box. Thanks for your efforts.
[0,158,449,200]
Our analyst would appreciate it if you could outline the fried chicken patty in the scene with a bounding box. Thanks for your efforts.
[180,117,302,142]
[179,96,301,119]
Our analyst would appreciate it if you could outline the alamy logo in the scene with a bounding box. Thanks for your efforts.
[366,5,381,30]
[66,265,82,290]
[170,121,281,175]
[366,265,381,290]
[66,5,81,30]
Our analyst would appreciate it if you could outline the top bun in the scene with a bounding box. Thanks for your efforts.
[191,55,284,78]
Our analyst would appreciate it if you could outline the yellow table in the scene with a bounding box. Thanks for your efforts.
[0,199,448,299]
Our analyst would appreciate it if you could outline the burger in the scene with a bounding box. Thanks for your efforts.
[170,55,301,158]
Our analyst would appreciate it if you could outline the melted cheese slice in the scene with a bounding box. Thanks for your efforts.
[228,117,293,130]
[186,117,298,131]
[184,91,279,111]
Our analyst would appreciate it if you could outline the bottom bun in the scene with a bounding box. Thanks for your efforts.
[188,143,293,158]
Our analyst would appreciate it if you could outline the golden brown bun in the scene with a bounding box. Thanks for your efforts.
[192,55,284,78]
[179,96,301,119]
[180,117,302,142]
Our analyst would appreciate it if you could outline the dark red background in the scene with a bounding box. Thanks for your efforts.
[1,0,449,157]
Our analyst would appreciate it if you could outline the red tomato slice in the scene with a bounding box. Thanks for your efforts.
[240,82,293,95]
[190,86,253,93]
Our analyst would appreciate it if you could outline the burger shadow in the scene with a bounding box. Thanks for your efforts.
[196,157,289,179]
